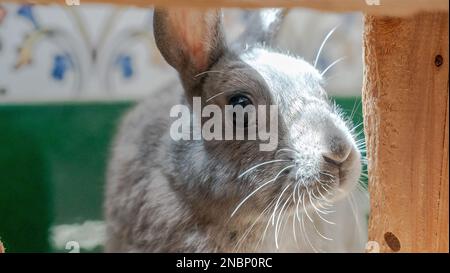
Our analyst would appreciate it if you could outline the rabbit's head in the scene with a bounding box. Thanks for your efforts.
[154,8,361,220]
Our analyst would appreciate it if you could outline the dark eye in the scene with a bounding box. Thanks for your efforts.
[228,94,253,108]
[228,94,254,128]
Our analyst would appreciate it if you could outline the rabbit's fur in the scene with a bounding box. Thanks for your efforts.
[105,8,368,252]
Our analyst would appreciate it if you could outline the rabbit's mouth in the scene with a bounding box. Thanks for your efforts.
[277,145,362,210]
[260,154,361,219]
[320,146,362,201]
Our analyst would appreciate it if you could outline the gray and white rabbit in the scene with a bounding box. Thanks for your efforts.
[105,8,368,253]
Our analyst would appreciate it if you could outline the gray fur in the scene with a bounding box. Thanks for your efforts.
[105,8,367,253]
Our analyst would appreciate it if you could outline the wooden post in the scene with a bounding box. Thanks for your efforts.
[363,12,449,252]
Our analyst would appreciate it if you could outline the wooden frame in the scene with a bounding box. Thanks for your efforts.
[4,0,449,252]
[5,0,449,16]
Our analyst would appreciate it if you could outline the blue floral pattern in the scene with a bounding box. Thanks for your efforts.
[115,54,133,79]
[17,5,39,29]
[51,54,73,81]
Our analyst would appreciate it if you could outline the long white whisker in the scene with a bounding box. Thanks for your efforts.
[321,57,346,77]
[314,25,339,68]
[275,195,291,249]
[295,187,302,223]
[300,192,322,253]
[271,184,291,226]
[296,192,307,247]
[275,148,298,157]
[256,188,286,251]
[258,204,277,250]
[231,164,295,217]
[307,188,336,226]
[194,70,225,78]
[295,168,302,181]
[306,188,334,241]
[348,99,360,122]
[205,91,227,102]
[311,189,334,213]
[347,192,367,244]
[308,191,332,216]
[318,182,333,197]
[319,171,335,180]
[195,67,256,78]
[233,198,276,252]
[350,122,364,133]
[238,159,291,178]
[292,200,297,244]
[279,198,292,248]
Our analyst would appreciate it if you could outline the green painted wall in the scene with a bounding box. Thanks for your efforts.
[0,98,363,252]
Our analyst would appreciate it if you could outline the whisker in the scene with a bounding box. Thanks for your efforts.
[350,122,364,134]
[304,188,334,241]
[295,183,303,223]
[231,164,295,217]
[314,25,339,68]
[347,192,367,245]
[194,70,225,78]
[318,182,333,197]
[275,148,298,156]
[301,192,314,223]
[311,189,335,213]
[292,197,298,244]
[295,192,307,247]
[258,207,276,250]
[233,198,276,252]
[271,184,292,226]
[275,195,291,249]
[300,192,322,253]
[321,57,346,77]
[238,159,291,178]
[295,168,302,181]
[348,99,362,122]
[194,67,256,78]
[205,91,229,102]
[307,188,336,226]
[308,188,332,216]
[279,198,293,248]
[319,171,335,180]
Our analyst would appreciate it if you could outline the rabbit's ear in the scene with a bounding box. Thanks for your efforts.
[233,9,288,49]
[154,8,226,91]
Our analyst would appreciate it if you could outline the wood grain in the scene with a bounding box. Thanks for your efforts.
[2,0,449,16]
[363,12,449,252]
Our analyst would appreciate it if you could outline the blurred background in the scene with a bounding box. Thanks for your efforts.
[0,3,365,252]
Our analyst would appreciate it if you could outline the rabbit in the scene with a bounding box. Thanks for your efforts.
[104,8,368,253]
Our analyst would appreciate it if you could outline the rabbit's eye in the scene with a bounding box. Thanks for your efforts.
[228,94,254,128]
[228,94,252,107]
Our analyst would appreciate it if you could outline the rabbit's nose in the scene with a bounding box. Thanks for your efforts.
[322,137,351,166]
